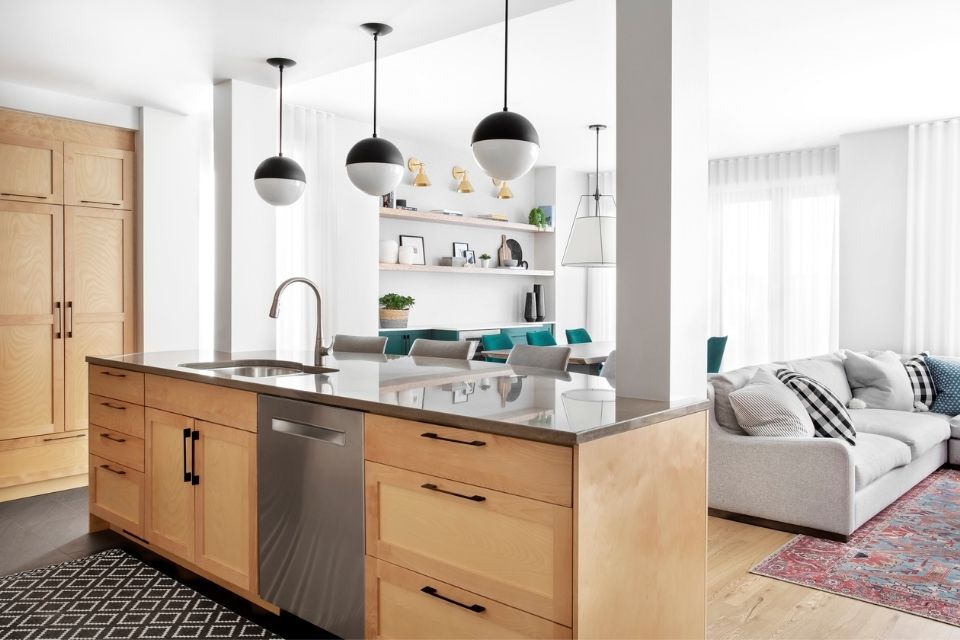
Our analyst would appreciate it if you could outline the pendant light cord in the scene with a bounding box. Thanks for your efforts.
[373,32,379,137]
[594,125,600,202]
[503,0,509,111]
[278,64,284,157]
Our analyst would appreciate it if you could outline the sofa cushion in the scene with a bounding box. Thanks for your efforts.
[904,353,936,410]
[843,350,915,411]
[951,415,960,439]
[851,409,951,458]
[853,433,912,489]
[927,356,960,416]
[777,369,857,445]
[710,364,785,434]
[729,370,814,438]
[786,352,852,405]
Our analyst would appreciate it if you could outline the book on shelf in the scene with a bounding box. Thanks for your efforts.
[431,209,463,216]
[476,213,509,221]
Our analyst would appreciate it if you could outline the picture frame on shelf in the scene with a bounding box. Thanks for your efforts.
[463,250,476,265]
[399,235,426,265]
[452,241,469,257]
[381,192,395,208]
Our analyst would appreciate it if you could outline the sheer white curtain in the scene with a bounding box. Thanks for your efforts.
[708,148,839,370]
[275,105,338,352]
[585,171,616,340]
[905,118,960,356]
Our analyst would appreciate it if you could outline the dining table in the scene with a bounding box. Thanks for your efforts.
[482,340,615,372]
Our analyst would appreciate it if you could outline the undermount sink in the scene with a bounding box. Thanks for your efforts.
[180,359,338,378]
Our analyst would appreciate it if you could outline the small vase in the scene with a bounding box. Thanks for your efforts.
[480,258,491,268]
[523,292,536,322]
[398,245,416,265]
[534,284,545,322]
[379,240,399,264]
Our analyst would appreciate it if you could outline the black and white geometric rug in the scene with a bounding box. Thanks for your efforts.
[0,548,276,639]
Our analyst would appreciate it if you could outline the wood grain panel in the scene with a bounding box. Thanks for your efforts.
[66,321,123,432]
[0,203,56,315]
[366,557,572,639]
[365,462,573,626]
[365,414,573,507]
[64,143,134,210]
[88,365,144,404]
[0,132,62,203]
[0,433,87,488]
[89,424,144,471]
[574,411,708,639]
[88,394,144,437]
[144,375,257,432]
[0,325,57,439]
[0,474,86,503]
[0,108,135,150]
[72,213,123,313]
[89,453,143,537]
[194,420,257,592]
[145,408,195,560]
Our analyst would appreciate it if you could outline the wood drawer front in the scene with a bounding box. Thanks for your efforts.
[89,365,144,404]
[365,462,573,626]
[365,415,573,507]
[366,557,572,640]
[89,454,144,537]
[89,425,144,472]
[0,434,87,488]
[145,375,257,432]
[88,394,144,438]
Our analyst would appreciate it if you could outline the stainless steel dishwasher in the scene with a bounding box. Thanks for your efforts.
[258,396,364,639]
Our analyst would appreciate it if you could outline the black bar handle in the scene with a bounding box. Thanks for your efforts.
[420,432,486,447]
[54,301,61,339]
[100,402,127,411]
[420,586,486,613]
[42,433,85,442]
[1,192,46,199]
[191,429,200,485]
[81,199,121,206]
[182,427,192,483]
[100,370,126,377]
[100,464,126,476]
[66,301,73,338]
[99,432,126,443]
[421,483,486,502]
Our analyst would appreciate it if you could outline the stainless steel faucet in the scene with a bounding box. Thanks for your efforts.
[269,277,330,364]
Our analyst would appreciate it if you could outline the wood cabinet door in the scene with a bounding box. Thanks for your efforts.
[145,408,195,559]
[193,420,257,592]
[89,453,144,538]
[0,201,64,440]
[64,143,134,210]
[63,206,134,432]
[0,133,62,204]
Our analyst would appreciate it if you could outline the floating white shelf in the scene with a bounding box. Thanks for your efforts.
[380,263,554,277]
[380,207,553,233]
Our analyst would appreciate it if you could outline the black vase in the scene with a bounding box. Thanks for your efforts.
[533,284,545,322]
[523,292,536,322]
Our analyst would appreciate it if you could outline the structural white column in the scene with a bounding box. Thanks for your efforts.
[615,0,708,400]
[213,80,277,353]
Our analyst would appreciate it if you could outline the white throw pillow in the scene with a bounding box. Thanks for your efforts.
[729,369,815,438]
[788,352,853,405]
[843,350,915,411]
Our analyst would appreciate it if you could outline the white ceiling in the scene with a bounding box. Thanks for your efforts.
[3,0,960,168]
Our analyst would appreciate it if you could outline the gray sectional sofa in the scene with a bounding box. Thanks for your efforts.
[708,352,958,540]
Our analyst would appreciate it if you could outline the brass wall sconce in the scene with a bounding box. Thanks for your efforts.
[452,166,474,193]
[493,178,513,200]
[407,157,431,187]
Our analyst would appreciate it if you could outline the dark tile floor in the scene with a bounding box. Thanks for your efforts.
[0,488,334,639]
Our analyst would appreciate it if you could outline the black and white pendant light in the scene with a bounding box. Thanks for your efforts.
[471,0,540,181]
[254,58,306,207]
[562,124,616,267]
[346,23,404,197]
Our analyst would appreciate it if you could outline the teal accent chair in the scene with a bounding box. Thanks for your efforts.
[707,336,728,374]
[565,328,592,344]
[482,334,514,363]
[526,330,557,346]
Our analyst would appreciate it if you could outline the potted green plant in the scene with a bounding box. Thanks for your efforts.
[479,253,492,268]
[379,293,415,328]
[528,207,547,230]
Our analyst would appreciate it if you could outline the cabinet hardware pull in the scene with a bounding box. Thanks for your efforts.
[66,301,73,337]
[100,371,126,377]
[42,434,85,442]
[420,483,486,502]
[420,432,486,447]
[99,464,126,476]
[99,432,126,443]
[81,199,121,206]
[100,402,126,410]
[182,428,192,483]
[1,192,46,199]
[191,430,200,485]
[54,301,62,338]
[420,586,486,613]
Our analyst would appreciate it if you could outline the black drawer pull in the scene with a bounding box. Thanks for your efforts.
[182,428,192,483]
[81,199,121,206]
[421,483,486,502]
[1,192,46,199]
[42,434,85,442]
[420,586,486,613]
[99,464,126,476]
[99,432,126,443]
[100,402,127,410]
[420,432,486,447]
[100,371,126,377]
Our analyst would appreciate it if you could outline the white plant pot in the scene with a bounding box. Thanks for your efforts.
[379,240,399,264]
[480,259,492,268]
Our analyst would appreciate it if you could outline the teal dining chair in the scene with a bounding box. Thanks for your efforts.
[526,330,557,346]
[707,336,728,374]
[565,328,592,344]
[482,333,514,363]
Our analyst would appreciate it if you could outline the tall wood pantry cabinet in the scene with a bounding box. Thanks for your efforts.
[0,108,136,501]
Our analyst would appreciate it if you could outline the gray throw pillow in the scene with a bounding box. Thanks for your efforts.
[843,350,915,411]
[729,369,815,438]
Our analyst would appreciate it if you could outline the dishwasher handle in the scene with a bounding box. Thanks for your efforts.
[272,418,346,446]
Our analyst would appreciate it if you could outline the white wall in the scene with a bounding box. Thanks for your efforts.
[838,125,909,352]
[0,79,140,130]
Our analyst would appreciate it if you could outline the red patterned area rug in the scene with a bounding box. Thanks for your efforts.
[751,468,960,627]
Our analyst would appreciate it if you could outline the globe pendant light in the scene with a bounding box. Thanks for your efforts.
[254,58,306,206]
[562,124,616,267]
[346,23,404,197]
[471,0,540,181]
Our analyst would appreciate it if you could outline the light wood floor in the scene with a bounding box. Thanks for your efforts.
[707,517,960,639]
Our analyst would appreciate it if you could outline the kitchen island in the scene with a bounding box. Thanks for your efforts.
[86,350,708,639]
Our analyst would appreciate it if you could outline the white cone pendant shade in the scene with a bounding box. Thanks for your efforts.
[562,124,616,267]
[346,23,404,196]
[255,58,305,207]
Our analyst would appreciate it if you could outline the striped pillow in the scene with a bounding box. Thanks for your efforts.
[776,369,856,445]
[903,353,936,409]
